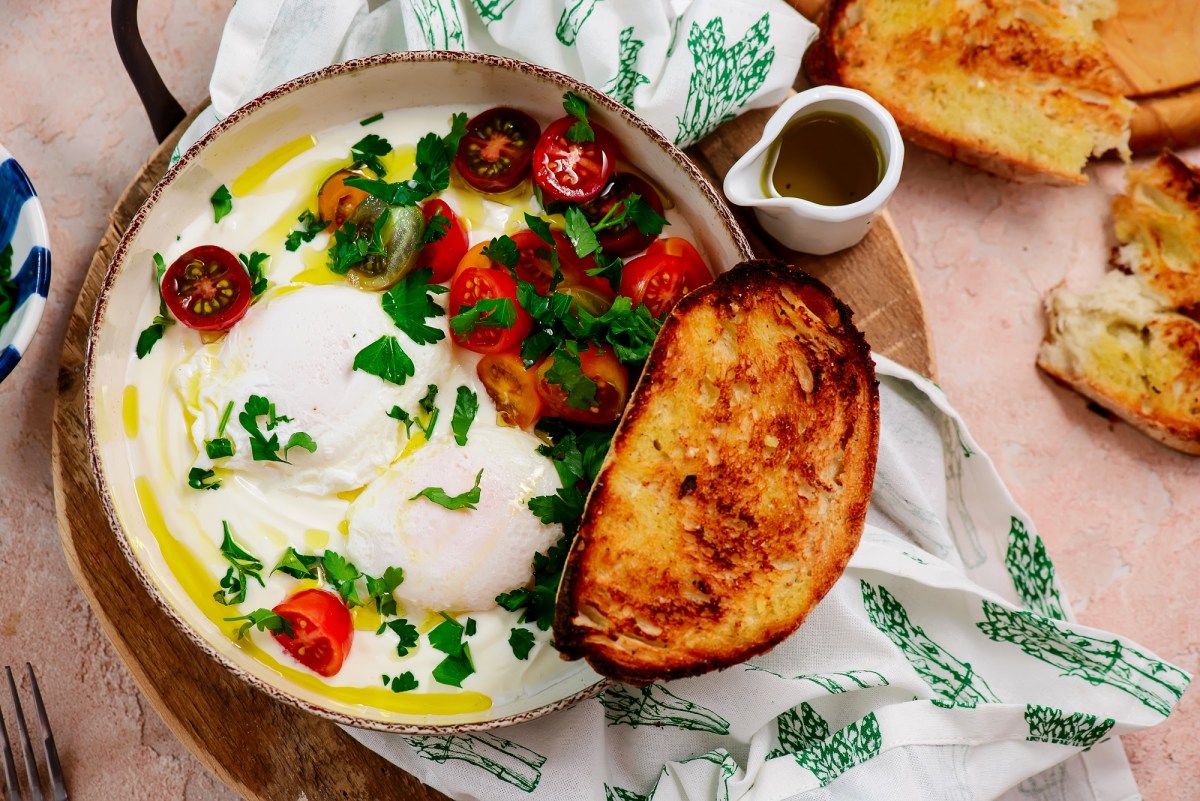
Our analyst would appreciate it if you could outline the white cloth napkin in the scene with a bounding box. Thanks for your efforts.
[177,3,1190,798]
[344,355,1188,801]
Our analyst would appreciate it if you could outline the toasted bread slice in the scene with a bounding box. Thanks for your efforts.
[1038,271,1200,454]
[1112,150,1200,310]
[804,0,1134,185]
[554,261,879,684]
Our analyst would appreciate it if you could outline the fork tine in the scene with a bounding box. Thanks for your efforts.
[23,667,65,801]
[0,680,19,801]
[4,667,43,801]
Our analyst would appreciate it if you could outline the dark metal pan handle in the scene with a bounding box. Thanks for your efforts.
[112,0,187,143]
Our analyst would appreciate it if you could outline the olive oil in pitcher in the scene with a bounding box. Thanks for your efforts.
[768,112,883,206]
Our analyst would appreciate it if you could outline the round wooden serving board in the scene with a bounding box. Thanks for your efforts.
[50,104,934,801]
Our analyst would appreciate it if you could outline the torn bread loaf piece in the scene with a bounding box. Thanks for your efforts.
[1038,151,1200,454]
[554,261,879,684]
[804,0,1135,185]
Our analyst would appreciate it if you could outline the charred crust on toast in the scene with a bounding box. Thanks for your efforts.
[553,260,880,684]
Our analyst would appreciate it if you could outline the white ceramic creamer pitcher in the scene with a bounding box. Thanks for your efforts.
[724,86,904,255]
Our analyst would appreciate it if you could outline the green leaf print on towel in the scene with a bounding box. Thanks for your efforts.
[794,712,882,787]
[605,785,650,801]
[600,683,730,733]
[978,600,1189,716]
[471,0,514,23]
[403,732,547,792]
[556,0,602,46]
[1025,704,1115,751]
[1005,516,1067,621]
[602,27,650,109]
[862,581,1000,708]
[682,750,739,801]
[412,0,464,49]
[767,702,830,759]
[675,13,775,146]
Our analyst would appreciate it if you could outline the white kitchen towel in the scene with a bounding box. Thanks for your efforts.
[344,355,1190,800]
[173,0,817,159]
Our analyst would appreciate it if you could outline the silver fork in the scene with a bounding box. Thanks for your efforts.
[1,665,67,801]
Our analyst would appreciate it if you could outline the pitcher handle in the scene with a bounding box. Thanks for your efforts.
[111,0,187,143]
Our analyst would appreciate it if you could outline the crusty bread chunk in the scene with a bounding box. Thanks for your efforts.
[1038,151,1200,454]
[804,0,1135,185]
[554,261,879,684]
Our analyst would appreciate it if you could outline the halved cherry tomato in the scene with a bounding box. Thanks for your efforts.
[532,117,617,203]
[646,237,707,274]
[477,351,544,428]
[271,589,352,678]
[417,199,468,283]
[452,230,615,306]
[455,107,541,194]
[535,344,629,425]
[318,169,370,231]
[619,251,713,318]
[161,245,252,332]
[579,173,665,257]
[448,268,533,354]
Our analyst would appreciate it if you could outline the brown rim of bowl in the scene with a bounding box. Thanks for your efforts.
[84,50,752,734]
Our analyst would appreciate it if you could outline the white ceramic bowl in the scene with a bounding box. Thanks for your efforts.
[0,144,51,383]
[85,52,752,733]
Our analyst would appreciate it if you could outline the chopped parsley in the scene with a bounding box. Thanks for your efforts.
[410,468,484,511]
[509,627,535,660]
[449,297,517,338]
[351,133,393,177]
[187,467,220,491]
[284,210,325,251]
[360,112,384,126]
[481,235,519,270]
[428,614,475,687]
[135,253,174,359]
[417,384,440,439]
[387,405,414,436]
[345,113,468,206]
[270,549,401,613]
[226,609,292,640]
[378,619,419,657]
[365,566,405,617]
[0,244,15,329]
[562,91,594,143]
[238,395,315,463]
[213,521,265,606]
[423,211,450,244]
[542,345,598,411]
[205,401,235,459]
[523,213,555,246]
[381,267,448,345]
[211,184,233,223]
[282,431,317,459]
[328,213,387,275]
[382,672,418,693]
[564,206,601,258]
[238,251,270,297]
[353,335,416,386]
[272,547,320,580]
[320,550,365,607]
[451,386,478,446]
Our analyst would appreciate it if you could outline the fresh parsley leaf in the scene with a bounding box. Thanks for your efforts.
[211,184,233,223]
[365,567,405,617]
[226,609,292,640]
[416,384,440,439]
[524,213,555,246]
[378,619,420,656]
[509,627,535,660]
[528,485,586,527]
[351,133,393,176]
[423,210,450,244]
[360,112,384,126]
[273,547,320,580]
[387,405,414,436]
[410,468,484,510]
[432,650,475,687]
[562,91,594,143]
[136,253,175,359]
[283,432,317,459]
[495,533,574,630]
[429,614,466,655]
[187,467,220,491]
[543,345,598,410]
[626,194,668,235]
[345,113,468,206]
[585,251,624,293]
[451,386,478,446]
[238,395,283,462]
[481,235,519,270]
[213,521,265,605]
[328,214,389,275]
[383,672,418,692]
[135,324,166,359]
[449,297,517,337]
[285,209,325,252]
[589,295,662,363]
[353,335,416,386]
[428,614,476,686]
[321,550,364,607]
[205,438,234,459]
[520,330,557,368]
[465,617,477,636]
[239,251,270,297]
[380,267,447,345]
[563,205,602,258]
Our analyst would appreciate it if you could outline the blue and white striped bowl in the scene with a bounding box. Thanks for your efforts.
[0,144,51,383]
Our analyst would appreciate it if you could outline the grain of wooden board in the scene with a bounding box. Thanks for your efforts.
[51,100,933,801]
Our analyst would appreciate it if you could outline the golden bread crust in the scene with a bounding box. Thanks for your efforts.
[554,261,880,684]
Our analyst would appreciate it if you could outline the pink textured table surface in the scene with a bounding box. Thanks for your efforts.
[0,2,1195,799]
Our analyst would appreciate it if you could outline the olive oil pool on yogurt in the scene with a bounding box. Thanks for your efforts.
[767,112,883,206]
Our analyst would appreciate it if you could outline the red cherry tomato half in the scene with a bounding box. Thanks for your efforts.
[646,237,707,274]
[579,173,666,257]
[532,117,617,203]
[477,351,544,429]
[161,245,253,332]
[619,251,713,318]
[318,169,370,231]
[448,268,533,354]
[455,107,541,194]
[535,344,629,425]
[271,589,353,678]
[417,199,469,283]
